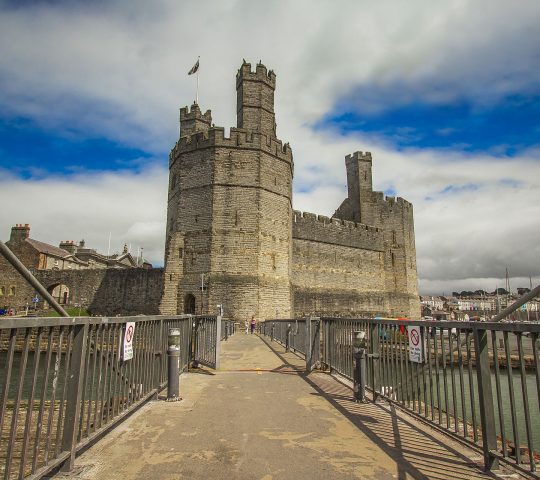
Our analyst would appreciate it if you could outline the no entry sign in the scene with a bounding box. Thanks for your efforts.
[408,325,423,363]
[123,322,135,361]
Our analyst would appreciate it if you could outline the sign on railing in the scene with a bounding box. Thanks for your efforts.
[123,321,135,361]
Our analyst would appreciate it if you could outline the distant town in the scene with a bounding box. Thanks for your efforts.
[421,289,539,322]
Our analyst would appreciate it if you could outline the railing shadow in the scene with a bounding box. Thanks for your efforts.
[259,334,498,480]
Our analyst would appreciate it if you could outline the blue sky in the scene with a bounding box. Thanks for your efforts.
[320,92,540,156]
[0,0,539,294]
[0,118,152,177]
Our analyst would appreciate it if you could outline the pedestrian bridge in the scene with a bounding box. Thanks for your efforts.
[1,316,538,479]
[56,332,495,480]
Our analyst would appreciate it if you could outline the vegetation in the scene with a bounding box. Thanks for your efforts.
[41,307,91,317]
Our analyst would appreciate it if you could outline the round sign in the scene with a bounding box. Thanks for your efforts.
[126,325,134,343]
[410,328,420,346]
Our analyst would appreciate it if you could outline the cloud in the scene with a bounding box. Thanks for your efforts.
[0,166,168,266]
[1,0,540,293]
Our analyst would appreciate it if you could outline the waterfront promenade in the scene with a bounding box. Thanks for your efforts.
[53,333,508,480]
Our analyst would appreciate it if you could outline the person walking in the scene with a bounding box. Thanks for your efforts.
[244,319,249,334]
[250,315,256,334]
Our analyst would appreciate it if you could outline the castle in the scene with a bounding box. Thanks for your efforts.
[1,61,419,320]
[159,60,420,321]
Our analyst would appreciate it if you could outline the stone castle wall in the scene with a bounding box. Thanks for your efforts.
[0,254,163,316]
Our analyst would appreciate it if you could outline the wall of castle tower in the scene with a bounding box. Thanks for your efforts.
[207,145,292,320]
[166,143,214,315]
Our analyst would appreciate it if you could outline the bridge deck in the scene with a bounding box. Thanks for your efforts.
[53,333,506,480]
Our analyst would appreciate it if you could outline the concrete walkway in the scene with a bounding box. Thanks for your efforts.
[53,333,513,480]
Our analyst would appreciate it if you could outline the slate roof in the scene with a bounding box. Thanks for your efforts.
[26,238,72,258]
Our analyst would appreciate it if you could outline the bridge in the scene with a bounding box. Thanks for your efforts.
[1,314,539,480]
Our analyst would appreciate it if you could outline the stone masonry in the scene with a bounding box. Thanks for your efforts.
[162,60,420,321]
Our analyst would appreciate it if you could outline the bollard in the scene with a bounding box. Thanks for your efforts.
[224,321,228,341]
[167,328,181,401]
[286,323,291,352]
[353,330,367,403]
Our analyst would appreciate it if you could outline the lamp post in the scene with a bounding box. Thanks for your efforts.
[353,330,367,403]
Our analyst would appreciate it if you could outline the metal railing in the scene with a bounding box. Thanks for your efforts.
[262,316,540,473]
[261,319,320,371]
[220,320,236,341]
[0,314,218,479]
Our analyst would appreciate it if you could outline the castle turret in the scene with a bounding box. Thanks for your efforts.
[180,103,212,137]
[163,60,293,321]
[333,151,375,225]
[236,61,277,137]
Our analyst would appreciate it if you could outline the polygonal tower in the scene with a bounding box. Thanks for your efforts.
[161,61,294,321]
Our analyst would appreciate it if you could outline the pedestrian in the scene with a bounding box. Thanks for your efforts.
[244,319,249,334]
[250,315,256,334]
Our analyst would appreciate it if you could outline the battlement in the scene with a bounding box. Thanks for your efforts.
[236,60,276,90]
[372,192,412,210]
[179,103,212,123]
[170,126,293,166]
[292,211,384,251]
[345,151,372,163]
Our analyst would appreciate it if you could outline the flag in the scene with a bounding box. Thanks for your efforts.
[188,58,199,75]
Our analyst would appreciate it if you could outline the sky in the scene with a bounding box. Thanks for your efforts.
[0,0,539,295]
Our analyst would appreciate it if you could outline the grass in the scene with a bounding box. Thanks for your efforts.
[41,307,91,317]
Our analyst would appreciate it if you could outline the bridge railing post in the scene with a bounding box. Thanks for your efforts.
[473,327,499,471]
[369,321,380,401]
[60,323,89,471]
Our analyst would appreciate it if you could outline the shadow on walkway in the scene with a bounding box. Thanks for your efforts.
[258,334,499,480]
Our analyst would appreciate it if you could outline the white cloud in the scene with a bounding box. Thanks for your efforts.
[1,0,539,293]
[0,166,168,266]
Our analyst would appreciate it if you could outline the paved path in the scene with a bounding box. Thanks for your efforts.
[53,333,512,480]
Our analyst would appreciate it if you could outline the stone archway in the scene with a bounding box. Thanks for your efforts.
[184,293,196,314]
[47,283,71,305]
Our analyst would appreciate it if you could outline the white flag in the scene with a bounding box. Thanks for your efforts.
[188,58,199,75]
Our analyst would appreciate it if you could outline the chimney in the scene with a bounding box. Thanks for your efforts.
[9,224,30,244]
[59,240,77,254]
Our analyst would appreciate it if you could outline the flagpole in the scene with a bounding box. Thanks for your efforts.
[196,68,199,105]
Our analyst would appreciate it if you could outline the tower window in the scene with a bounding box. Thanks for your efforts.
[178,248,184,259]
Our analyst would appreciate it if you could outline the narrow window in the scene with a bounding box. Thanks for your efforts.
[235,210,239,226]
[271,254,276,270]
[391,253,395,267]
[178,248,184,259]
[9,286,15,296]
[0,286,4,296]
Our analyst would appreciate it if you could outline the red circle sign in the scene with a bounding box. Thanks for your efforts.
[410,328,420,346]
[126,325,134,343]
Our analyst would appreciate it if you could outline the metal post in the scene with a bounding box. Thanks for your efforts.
[271,323,275,342]
[60,323,88,471]
[0,240,69,317]
[286,323,291,352]
[215,315,222,370]
[305,317,312,372]
[154,319,164,397]
[167,328,181,401]
[473,327,499,470]
[370,322,380,401]
[353,330,367,402]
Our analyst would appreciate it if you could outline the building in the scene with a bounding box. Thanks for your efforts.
[160,60,420,321]
[0,224,151,310]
